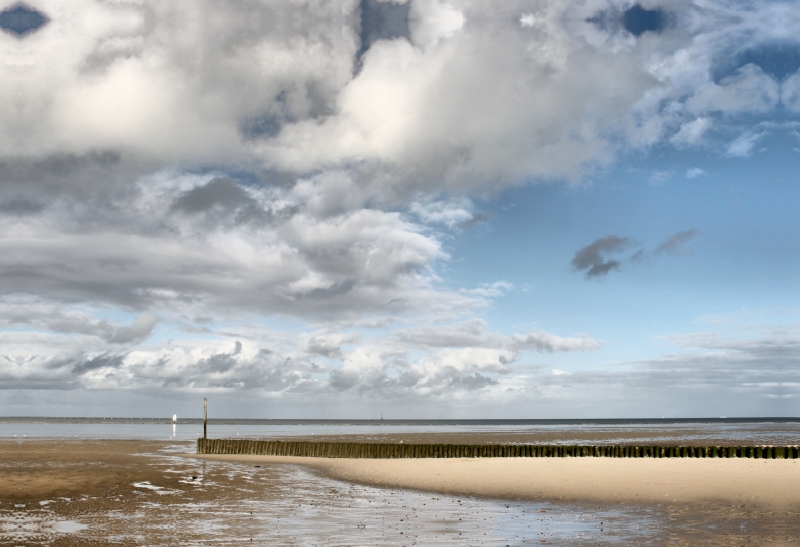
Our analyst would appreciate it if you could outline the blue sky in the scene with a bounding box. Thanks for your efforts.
[451,140,799,338]
[1,0,799,418]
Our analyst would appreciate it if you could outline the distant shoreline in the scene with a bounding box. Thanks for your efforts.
[3,416,800,425]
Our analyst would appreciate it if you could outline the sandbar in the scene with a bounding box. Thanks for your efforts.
[189,453,800,509]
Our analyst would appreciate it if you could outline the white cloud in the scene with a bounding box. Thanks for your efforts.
[685,167,706,179]
[780,71,800,112]
[686,64,779,116]
[3,0,792,191]
[459,282,513,298]
[408,196,474,227]
[726,131,765,157]
[0,308,601,401]
[3,0,800,411]
[2,0,358,160]
[671,117,711,146]
[262,0,663,190]
[0,173,481,320]
[408,0,465,50]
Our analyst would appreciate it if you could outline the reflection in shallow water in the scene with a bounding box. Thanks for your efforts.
[0,510,86,544]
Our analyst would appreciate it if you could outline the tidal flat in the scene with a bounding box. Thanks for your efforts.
[1,438,799,546]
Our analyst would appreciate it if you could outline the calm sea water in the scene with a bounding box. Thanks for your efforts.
[2,417,799,444]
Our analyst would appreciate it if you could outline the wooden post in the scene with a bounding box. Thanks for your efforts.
[203,398,207,439]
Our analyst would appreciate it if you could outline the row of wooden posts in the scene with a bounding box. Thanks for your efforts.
[197,438,800,459]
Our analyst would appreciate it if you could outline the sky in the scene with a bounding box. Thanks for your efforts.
[1,0,799,419]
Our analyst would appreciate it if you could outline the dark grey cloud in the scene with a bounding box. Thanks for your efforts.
[104,313,159,344]
[394,319,493,348]
[655,229,699,255]
[172,178,250,213]
[0,304,158,345]
[448,373,498,390]
[0,152,134,201]
[171,178,272,225]
[572,229,698,278]
[72,353,126,375]
[337,366,497,398]
[570,235,631,278]
[300,279,358,300]
[0,196,45,216]
[198,341,243,374]
[161,343,320,391]
[307,338,344,359]
[329,368,360,391]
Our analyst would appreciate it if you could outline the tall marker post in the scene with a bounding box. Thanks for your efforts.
[203,398,207,439]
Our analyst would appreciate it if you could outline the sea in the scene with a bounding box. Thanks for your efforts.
[2,416,800,444]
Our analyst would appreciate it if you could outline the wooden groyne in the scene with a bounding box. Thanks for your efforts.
[197,439,800,459]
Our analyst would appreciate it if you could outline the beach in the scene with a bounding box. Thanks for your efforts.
[3,437,800,546]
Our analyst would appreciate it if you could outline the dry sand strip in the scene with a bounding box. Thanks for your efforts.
[188,453,800,509]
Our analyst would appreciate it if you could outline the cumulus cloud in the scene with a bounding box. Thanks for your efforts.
[2,0,358,162]
[0,173,483,320]
[2,0,796,187]
[408,196,475,228]
[0,309,601,401]
[2,0,799,409]
[408,0,464,50]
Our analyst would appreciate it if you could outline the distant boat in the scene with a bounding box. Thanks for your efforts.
[172,414,177,424]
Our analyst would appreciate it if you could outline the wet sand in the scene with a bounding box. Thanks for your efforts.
[2,439,651,546]
[3,439,800,546]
